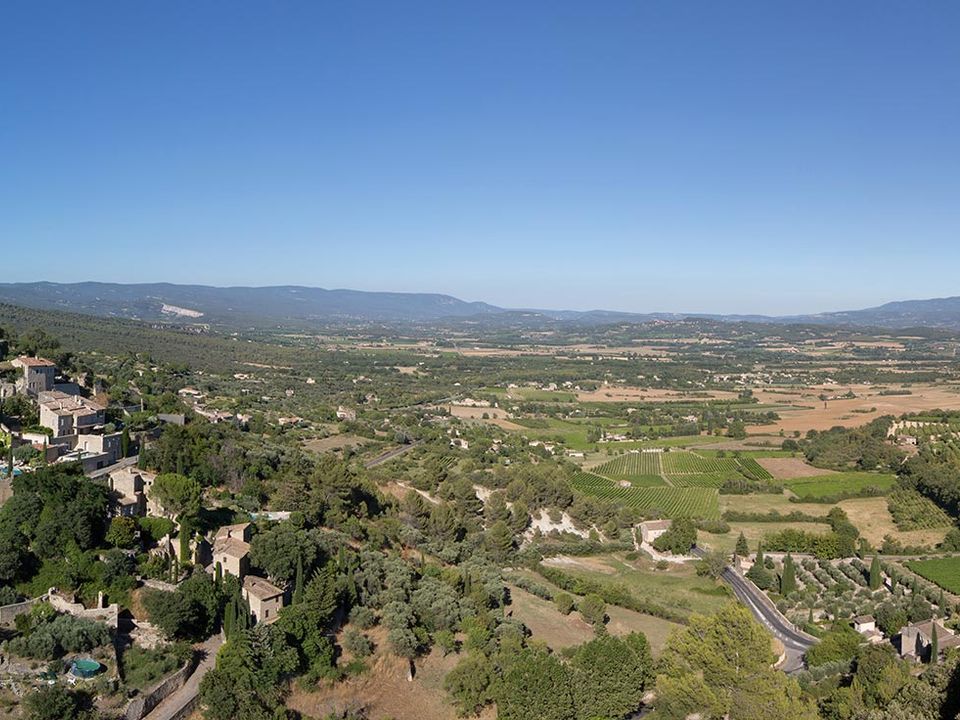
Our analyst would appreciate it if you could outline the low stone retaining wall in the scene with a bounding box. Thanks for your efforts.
[0,595,48,625]
[123,656,196,720]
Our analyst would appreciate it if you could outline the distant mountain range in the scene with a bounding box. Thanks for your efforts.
[0,281,959,331]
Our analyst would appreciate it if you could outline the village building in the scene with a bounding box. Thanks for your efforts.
[11,356,56,396]
[639,519,672,544]
[242,575,285,624]
[899,619,960,661]
[39,391,106,437]
[107,466,156,517]
[212,523,252,579]
[852,615,884,644]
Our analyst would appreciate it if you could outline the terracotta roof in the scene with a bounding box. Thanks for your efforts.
[213,537,250,558]
[15,356,56,367]
[640,519,672,531]
[214,522,250,540]
[243,575,284,600]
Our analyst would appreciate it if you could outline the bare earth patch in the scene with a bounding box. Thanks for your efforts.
[751,383,960,434]
[508,585,681,655]
[303,434,368,453]
[838,497,951,547]
[757,457,838,480]
[542,555,617,574]
[287,644,473,720]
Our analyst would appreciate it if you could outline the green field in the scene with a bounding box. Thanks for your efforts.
[571,473,720,519]
[887,488,954,530]
[906,557,960,594]
[662,451,739,474]
[784,472,897,499]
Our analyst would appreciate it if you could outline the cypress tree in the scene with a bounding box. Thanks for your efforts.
[780,553,796,595]
[293,554,305,605]
[223,596,235,638]
[869,555,881,590]
[735,532,749,558]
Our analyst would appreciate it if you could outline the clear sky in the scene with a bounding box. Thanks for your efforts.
[2,2,958,314]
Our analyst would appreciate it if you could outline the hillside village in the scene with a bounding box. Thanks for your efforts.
[2,314,960,720]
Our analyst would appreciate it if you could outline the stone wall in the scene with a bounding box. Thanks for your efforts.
[0,594,47,625]
[122,656,196,720]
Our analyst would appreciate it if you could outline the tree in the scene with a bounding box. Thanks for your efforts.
[652,519,697,555]
[578,593,606,626]
[657,603,817,720]
[249,522,325,584]
[554,591,575,615]
[571,633,651,719]
[746,545,774,590]
[485,520,515,563]
[22,685,86,720]
[735,531,749,557]
[697,549,728,579]
[870,555,882,590]
[495,648,576,720]
[106,515,137,548]
[444,652,495,716]
[780,553,797,595]
[149,473,201,520]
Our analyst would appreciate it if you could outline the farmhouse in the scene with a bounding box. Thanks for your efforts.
[852,615,884,644]
[242,575,285,624]
[899,619,960,661]
[639,519,672,544]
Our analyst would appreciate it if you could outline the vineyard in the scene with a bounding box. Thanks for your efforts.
[905,557,960,594]
[662,451,739,475]
[571,472,720,519]
[594,452,662,476]
[888,489,954,530]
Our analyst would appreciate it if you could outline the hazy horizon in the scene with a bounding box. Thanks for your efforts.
[3,2,958,314]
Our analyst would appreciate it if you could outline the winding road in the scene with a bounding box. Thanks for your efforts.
[693,548,815,672]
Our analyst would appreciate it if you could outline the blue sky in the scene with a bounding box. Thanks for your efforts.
[2,2,958,314]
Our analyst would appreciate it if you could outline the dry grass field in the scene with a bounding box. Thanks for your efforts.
[287,636,474,720]
[751,383,960,434]
[758,457,837,479]
[838,496,952,547]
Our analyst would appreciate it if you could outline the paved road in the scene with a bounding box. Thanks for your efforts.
[720,567,814,673]
[365,440,423,468]
[143,635,223,720]
[693,548,815,673]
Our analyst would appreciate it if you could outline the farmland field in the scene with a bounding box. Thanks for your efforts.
[905,557,960,594]
[570,473,720,519]
[887,489,955,530]
[662,451,739,475]
[595,451,663,477]
[784,472,897,499]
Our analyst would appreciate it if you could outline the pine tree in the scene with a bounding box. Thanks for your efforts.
[931,623,939,663]
[869,555,881,590]
[780,553,796,595]
[293,554,305,605]
[735,532,749,558]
